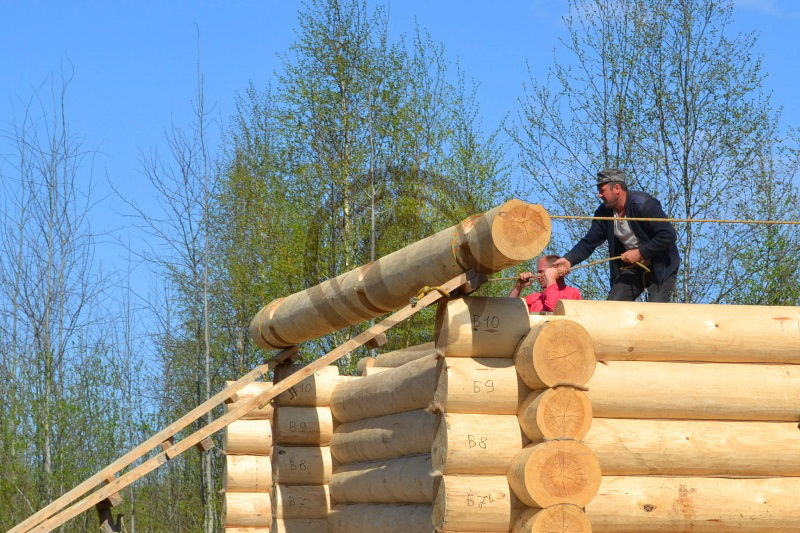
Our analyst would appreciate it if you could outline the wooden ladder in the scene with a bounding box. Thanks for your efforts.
[11,272,477,533]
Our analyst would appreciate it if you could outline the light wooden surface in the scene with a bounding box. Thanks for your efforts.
[433,475,522,532]
[585,417,800,476]
[432,413,527,475]
[507,440,601,508]
[364,366,390,375]
[587,476,800,532]
[435,296,531,358]
[434,357,529,414]
[330,409,438,464]
[223,491,271,528]
[223,380,274,419]
[513,504,592,533]
[373,342,435,368]
[556,299,800,363]
[514,319,596,389]
[224,455,272,492]
[517,387,592,441]
[589,360,800,421]
[328,503,433,533]
[273,445,333,485]
[223,419,273,455]
[330,353,439,423]
[330,454,436,504]
[273,406,334,446]
[251,200,550,349]
[272,518,329,533]
[272,484,331,519]
[274,365,340,406]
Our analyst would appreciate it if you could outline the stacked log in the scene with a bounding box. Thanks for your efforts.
[328,354,441,532]
[433,297,547,532]
[223,381,275,532]
[271,365,340,533]
[356,342,435,376]
[250,200,551,350]
[551,299,800,532]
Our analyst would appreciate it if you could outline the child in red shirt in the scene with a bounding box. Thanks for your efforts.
[508,255,582,313]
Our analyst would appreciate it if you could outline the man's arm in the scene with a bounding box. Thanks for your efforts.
[508,272,535,298]
[562,214,607,266]
[637,198,678,259]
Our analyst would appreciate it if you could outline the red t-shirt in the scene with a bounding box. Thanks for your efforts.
[524,283,582,313]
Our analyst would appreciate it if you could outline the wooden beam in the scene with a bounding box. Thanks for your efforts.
[193,437,214,453]
[11,346,297,533]
[24,273,466,533]
[365,332,388,349]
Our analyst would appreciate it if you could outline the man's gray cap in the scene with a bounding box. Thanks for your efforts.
[596,168,627,186]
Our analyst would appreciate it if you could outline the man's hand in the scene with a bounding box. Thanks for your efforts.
[543,266,559,287]
[552,257,572,275]
[515,271,535,289]
[621,248,643,264]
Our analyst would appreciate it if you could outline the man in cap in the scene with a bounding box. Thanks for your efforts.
[553,168,680,302]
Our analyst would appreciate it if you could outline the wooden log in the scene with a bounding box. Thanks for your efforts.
[273,445,333,485]
[585,417,800,476]
[224,454,272,492]
[224,380,274,420]
[556,299,800,363]
[330,454,436,504]
[435,296,531,358]
[434,357,530,414]
[518,387,592,442]
[251,200,551,349]
[274,365,340,406]
[329,503,433,533]
[364,366,390,376]
[432,413,527,475]
[274,406,334,446]
[513,504,591,533]
[589,360,800,421]
[330,354,438,423]
[507,440,601,508]
[330,409,438,464]
[223,491,271,528]
[272,484,331,519]
[374,342,436,367]
[356,356,375,375]
[272,518,328,533]
[224,419,272,456]
[514,320,596,390]
[433,475,521,532]
[587,476,800,532]
[225,528,270,533]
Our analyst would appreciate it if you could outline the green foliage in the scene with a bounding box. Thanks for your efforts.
[512,0,800,303]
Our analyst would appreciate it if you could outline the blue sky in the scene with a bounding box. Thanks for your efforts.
[2,0,799,302]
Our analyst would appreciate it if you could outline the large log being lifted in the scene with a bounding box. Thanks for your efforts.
[556,299,800,363]
[251,200,550,349]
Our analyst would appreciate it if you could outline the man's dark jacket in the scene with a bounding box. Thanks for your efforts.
[563,190,680,288]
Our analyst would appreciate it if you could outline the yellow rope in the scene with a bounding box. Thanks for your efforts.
[410,285,451,306]
[488,255,650,283]
[551,215,800,225]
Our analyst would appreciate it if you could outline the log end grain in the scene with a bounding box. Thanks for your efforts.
[514,320,596,389]
[512,504,591,533]
[518,387,593,442]
[508,440,601,508]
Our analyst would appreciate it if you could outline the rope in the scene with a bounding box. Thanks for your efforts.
[551,215,800,225]
[488,255,650,283]
[410,285,451,307]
